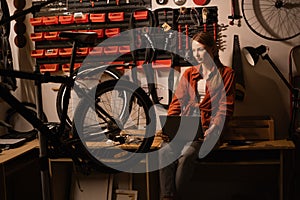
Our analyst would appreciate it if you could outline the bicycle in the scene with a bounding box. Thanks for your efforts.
[56,8,170,128]
[0,31,156,168]
[0,1,156,199]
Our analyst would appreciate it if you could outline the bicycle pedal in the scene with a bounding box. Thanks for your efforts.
[46,122,60,131]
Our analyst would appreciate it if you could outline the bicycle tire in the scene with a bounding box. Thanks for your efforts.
[56,68,121,127]
[72,79,156,172]
[242,0,300,41]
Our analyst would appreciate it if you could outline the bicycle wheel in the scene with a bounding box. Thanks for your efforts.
[56,68,121,127]
[242,0,300,41]
[72,80,156,172]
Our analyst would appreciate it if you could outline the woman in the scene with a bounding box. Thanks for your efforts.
[159,31,235,200]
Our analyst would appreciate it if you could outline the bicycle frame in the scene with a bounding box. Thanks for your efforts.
[0,51,124,200]
[0,71,63,200]
[0,69,68,122]
[1,1,70,199]
[1,4,119,197]
[0,65,129,134]
[0,51,139,200]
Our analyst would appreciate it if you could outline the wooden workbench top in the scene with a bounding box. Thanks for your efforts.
[219,139,295,150]
[0,139,39,164]
[0,138,295,164]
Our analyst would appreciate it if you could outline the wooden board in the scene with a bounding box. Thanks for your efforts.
[222,116,274,141]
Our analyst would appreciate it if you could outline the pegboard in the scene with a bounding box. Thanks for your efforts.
[29,0,219,72]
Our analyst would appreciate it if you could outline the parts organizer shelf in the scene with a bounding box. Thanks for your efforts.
[30,0,220,73]
[30,0,151,73]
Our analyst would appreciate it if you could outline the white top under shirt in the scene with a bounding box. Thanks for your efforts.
[197,79,206,103]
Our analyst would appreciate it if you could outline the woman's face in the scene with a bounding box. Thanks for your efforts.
[191,40,214,65]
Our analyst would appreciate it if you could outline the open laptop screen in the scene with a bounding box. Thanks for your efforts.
[159,115,204,142]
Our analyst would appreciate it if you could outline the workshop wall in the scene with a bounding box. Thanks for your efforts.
[4,0,300,139]
[212,0,300,139]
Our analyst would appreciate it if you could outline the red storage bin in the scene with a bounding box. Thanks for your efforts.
[134,11,148,20]
[43,16,59,25]
[31,49,45,58]
[103,46,119,55]
[106,61,125,72]
[106,61,125,65]
[89,47,103,56]
[108,12,124,22]
[40,64,59,73]
[76,48,89,56]
[59,48,73,57]
[45,49,59,58]
[118,45,131,54]
[152,59,172,68]
[105,28,120,38]
[90,13,106,22]
[30,17,43,26]
[136,60,145,69]
[44,32,60,40]
[59,15,74,24]
[74,13,89,23]
[62,63,81,72]
[91,29,104,38]
[30,32,44,41]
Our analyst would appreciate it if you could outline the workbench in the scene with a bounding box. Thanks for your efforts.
[0,139,41,200]
[0,138,296,200]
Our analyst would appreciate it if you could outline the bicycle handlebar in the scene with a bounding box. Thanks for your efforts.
[0,68,68,83]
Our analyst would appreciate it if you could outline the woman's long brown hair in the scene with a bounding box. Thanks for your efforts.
[192,31,224,69]
[192,31,224,91]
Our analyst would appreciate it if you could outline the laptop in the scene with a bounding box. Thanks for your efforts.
[159,115,223,158]
[159,115,204,142]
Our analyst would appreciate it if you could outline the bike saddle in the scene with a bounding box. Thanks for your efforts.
[59,31,98,45]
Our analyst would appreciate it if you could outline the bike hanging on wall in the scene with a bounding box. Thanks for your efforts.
[242,0,300,41]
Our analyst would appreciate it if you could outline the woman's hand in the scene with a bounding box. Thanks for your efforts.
[204,124,219,137]
[156,129,170,142]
